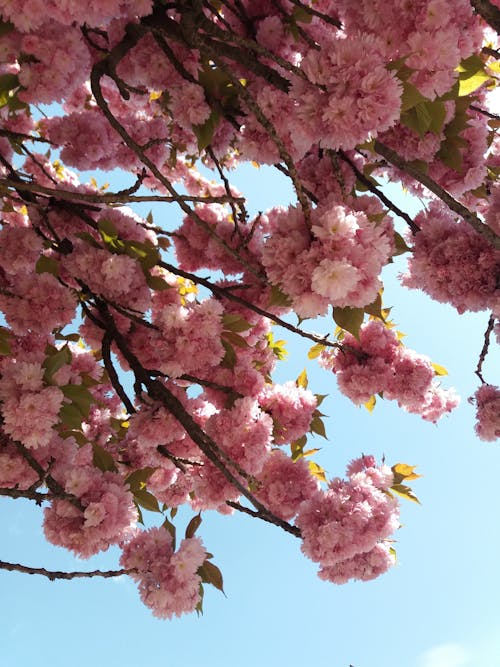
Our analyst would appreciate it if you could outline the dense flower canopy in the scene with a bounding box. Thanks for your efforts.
[0,0,498,618]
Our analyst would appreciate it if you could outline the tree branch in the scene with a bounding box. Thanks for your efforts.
[373,141,500,249]
[0,560,131,580]
[470,0,500,33]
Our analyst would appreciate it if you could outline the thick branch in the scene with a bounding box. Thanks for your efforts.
[0,488,51,504]
[374,141,500,249]
[470,0,500,33]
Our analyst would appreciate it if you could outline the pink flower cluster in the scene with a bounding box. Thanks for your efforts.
[261,201,394,317]
[255,449,319,520]
[295,457,398,584]
[44,462,137,559]
[472,385,500,442]
[120,529,206,619]
[320,319,459,422]
[401,202,500,314]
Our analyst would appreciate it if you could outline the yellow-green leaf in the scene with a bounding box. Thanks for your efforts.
[198,560,224,593]
[364,395,376,413]
[431,362,448,376]
[308,342,326,360]
[308,460,327,483]
[35,255,59,277]
[296,368,308,389]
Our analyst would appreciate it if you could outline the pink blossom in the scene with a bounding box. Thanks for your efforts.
[120,529,206,619]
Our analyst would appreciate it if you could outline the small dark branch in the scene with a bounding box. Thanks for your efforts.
[0,560,132,581]
[0,487,51,504]
[6,437,84,512]
[81,24,109,53]
[470,104,500,120]
[157,445,203,472]
[483,45,500,59]
[226,500,301,537]
[0,128,53,144]
[206,145,247,232]
[159,259,342,351]
[475,314,495,383]
[102,331,136,415]
[179,374,243,398]
[374,141,500,249]
[270,0,318,50]
[286,0,342,28]
[338,150,420,234]
[274,162,319,205]
[470,0,500,33]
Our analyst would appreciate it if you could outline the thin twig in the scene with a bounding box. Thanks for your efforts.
[475,314,496,383]
[0,560,132,581]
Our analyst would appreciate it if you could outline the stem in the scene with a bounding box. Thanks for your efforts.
[0,560,132,581]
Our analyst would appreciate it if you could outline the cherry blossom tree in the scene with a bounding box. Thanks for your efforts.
[0,0,498,619]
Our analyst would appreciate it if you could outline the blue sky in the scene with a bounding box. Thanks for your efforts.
[1,163,499,667]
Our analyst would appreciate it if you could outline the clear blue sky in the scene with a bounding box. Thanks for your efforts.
[1,164,499,667]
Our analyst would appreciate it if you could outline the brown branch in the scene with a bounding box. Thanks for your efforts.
[475,314,496,383]
[158,259,341,350]
[374,141,500,249]
[470,0,500,33]
[89,298,300,535]
[226,501,301,537]
[337,150,420,234]
[0,487,51,504]
[0,178,246,206]
[0,560,131,581]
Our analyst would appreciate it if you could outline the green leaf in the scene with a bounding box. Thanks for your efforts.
[43,345,72,383]
[193,110,220,152]
[75,232,102,249]
[0,73,19,108]
[291,6,313,22]
[221,330,248,349]
[393,232,411,256]
[400,81,428,112]
[145,274,172,291]
[364,292,385,320]
[162,516,176,548]
[61,384,94,418]
[310,411,327,439]
[126,467,156,494]
[291,435,307,461]
[185,513,202,539]
[198,560,224,593]
[98,218,119,240]
[0,328,12,356]
[220,339,237,370]
[267,284,293,308]
[124,240,160,269]
[134,487,161,513]
[92,444,117,472]
[222,314,253,333]
[58,402,83,430]
[35,255,59,277]
[58,429,88,446]
[333,306,364,340]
